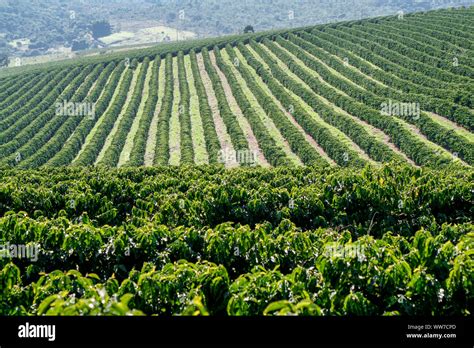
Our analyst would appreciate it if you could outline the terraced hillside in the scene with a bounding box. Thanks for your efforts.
[0,7,473,169]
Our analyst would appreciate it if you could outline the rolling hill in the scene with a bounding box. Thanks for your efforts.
[0,6,473,170]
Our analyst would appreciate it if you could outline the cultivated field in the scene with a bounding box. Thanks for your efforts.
[0,7,473,317]
[0,8,472,169]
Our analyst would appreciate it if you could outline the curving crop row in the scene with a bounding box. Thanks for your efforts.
[127,56,161,166]
[0,73,35,107]
[314,27,452,91]
[2,64,103,168]
[421,9,474,29]
[380,20,472,60]
[262,38,457,168]
[73,62,134,166]
[98,58,150,167]
[0,66,90,160]
[428,13,474,30]
[0,67,78,135]
[0,72,51,115]
[154,54,174,166]
[293,31,451,105]
[219,46,318,166]
[382,17,474,57]
[246,41,404,166]
[206,48,292,167]
[410,15,474,49]
[301,30,474,125]
[379,21,474,68]
[341,24,474,81]
[0,75,23,98]
[224,44,356,167]
[0,72,53,121]
[189,50,221,164]
[358,21,474,72]
[168,58,182,166]
[184,54,209,164]
[299,29,473,108]
[385,16,474,52]
[177,52,195,164]
[284,34,474,164]
[47,62,124,167]
[330,26,468,85]
[201,48,249,153]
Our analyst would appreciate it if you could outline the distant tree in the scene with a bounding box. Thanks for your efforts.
[0,53,9,67]
[91,20,112,39]
[244,25,255,33]
[71,39,89,51]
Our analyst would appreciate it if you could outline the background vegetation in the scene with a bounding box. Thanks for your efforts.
[1,0,473,62]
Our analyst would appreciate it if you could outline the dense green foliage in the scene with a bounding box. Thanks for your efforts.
[0,8,473,317]
[0,165,472,316]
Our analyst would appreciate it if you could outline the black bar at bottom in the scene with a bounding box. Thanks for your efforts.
[0,316,472,346]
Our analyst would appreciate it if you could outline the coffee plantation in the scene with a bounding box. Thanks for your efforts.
[0,165,472,316]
